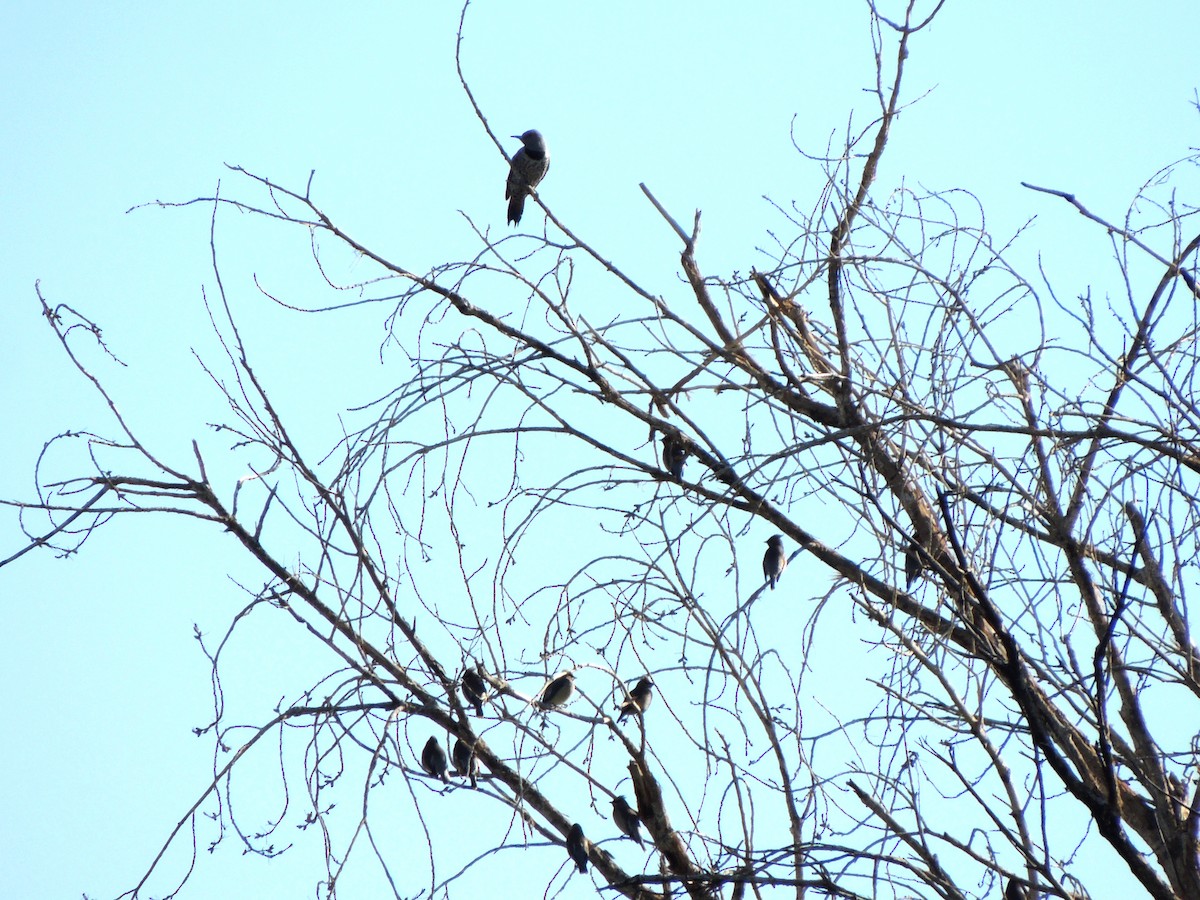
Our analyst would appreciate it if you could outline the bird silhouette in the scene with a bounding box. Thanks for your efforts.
[566,823,590,873]
[452,737,479,787]
[763,535,787,590]
[904,545,924,589]
[618,676,655,723]
[506,129,550,225]
[661,433,688,480]
[538,671,576,710]
[611,795,645,847]
[420,736,450,784]
[461,666,487,717]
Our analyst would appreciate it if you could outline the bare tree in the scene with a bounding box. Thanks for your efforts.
[7,3,1200,899]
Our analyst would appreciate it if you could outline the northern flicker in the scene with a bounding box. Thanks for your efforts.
[506,129,550,225]
[763,535,787,590]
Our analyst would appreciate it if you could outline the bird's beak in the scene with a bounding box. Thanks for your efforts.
[510,134,521,139]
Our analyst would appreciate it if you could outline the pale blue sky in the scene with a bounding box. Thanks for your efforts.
[1,3,1197,898]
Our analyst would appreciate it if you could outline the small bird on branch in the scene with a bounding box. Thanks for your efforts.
[538,670,576,710]
[611,795,646,847]
[460,665,487,717]
[566,823,590,873]
[904,544,926,589]
[617,676,655,723]
[763,535,787,590]
[661,433,688,480]
[452,737,480,787]
[420,735,450,784]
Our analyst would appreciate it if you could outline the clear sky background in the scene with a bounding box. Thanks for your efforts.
[1,2,1197,898]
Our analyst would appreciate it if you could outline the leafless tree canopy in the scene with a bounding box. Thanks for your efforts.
[8,3,1200,899]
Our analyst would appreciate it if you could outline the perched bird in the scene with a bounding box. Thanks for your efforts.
[565,823,590,874]
[617,676,655,723]
[452,737,479,787]
[763,535,787,590]
[1004,878,1026,900]
[611,795,645,847]
[461,666,487,717]
[506,129,550,225]
[904,545,924,589]
[661,433,688,480]
[538,671,576,710]
[420,736,450,784]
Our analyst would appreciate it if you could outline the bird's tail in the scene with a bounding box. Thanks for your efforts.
[508,193,526,226]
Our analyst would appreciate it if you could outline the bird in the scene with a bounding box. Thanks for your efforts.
[661,433,688,480]
[904,545,924,588]
[565,823,590,873]
[452,737,479,787]
[538,671,576,710]
[461,666,487,717]
[617,676,655,723]
[506,129,550,225]
[763,535,787,590]
[611,795,645,847]
[1004,878,1027,900]
[420,736,450,784]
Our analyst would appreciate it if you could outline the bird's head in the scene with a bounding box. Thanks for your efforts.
[514,129,546,151]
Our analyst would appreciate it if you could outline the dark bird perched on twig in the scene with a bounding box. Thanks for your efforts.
[904,544,926,589]
[566,823,590,873]
[617,676,655,723]
[611,795,645,847]
[420,736,450,784]
[661,433,688,480]
[506,129,550,226]
[1004,878,1027,900]
[452,737,479,787]
[538,671,576,710]
[461,666,487,717]
[763,534,787,590]
[904,545,920,588]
